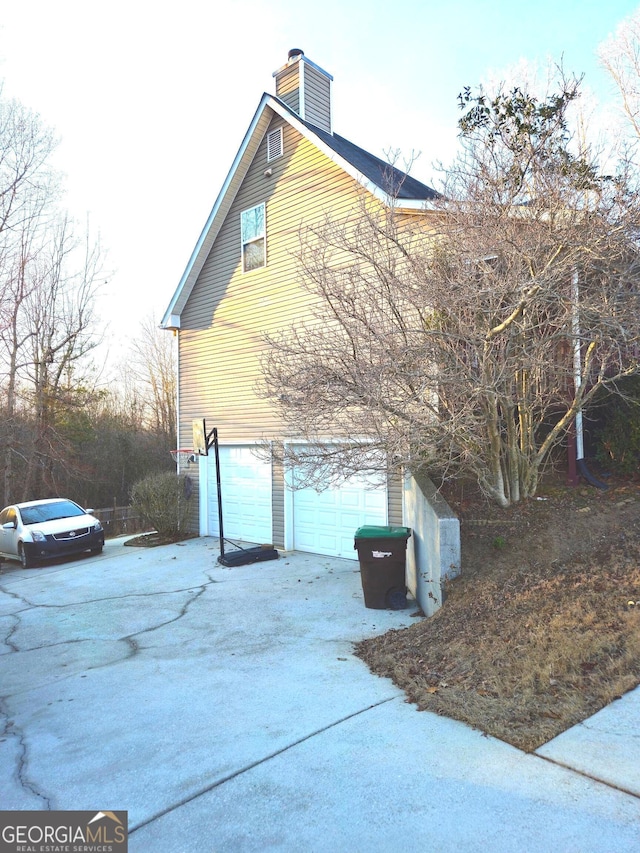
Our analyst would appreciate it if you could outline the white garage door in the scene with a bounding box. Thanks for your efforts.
[207,446,272,544]
[292,473,387,559]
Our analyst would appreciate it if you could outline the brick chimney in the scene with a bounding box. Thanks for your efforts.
[273,49,333,133]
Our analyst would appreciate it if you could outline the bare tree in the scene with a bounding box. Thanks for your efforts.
[19,214,104,497]
[124,315,177,446]
[0,86,58,247]
[0,88,60,503]
[261,75,640,507]
[599,9,640,140]
[0,86,172,505]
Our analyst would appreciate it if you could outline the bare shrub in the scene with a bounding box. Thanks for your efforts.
[131,472,192,537]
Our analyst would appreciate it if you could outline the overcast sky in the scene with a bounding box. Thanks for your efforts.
[1,0,638,363]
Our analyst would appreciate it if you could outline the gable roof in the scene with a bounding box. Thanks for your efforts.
[162,93,437,329]
[300,120,437,202]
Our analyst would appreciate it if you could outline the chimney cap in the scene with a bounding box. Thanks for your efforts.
[287,48,304,63]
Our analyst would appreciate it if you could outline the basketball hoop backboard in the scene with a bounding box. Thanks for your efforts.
[192,418,209,456]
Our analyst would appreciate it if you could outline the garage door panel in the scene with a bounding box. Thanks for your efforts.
[208,447,272,544]
[294,510,316,527]
[295,531,319,549]
[292,471,387,559]
[364,493,386,511]
[335,510,367,528]
[317,509,340,526]
[298,492,336,508]
[317,533,342,552]
[339,492,362,509]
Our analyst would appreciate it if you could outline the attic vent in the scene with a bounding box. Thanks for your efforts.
[267,127,283,162]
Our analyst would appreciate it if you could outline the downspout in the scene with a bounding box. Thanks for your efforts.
[175,328,181,461]
[572,269,608,489]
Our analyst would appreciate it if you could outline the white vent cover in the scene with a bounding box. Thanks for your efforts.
[267,127,283,162]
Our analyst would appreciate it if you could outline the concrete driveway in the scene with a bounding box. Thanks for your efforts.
[1,536,639,852]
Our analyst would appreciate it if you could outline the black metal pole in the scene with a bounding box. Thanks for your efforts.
[213,427,225,557]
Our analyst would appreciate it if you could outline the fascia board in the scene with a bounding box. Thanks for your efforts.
[396,201,439,214]
[161,93,274,328]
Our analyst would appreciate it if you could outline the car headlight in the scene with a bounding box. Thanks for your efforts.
[31,530,46,542]
[93,521,103,531]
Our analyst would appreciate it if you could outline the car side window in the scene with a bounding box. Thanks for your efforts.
[0,508,16,527]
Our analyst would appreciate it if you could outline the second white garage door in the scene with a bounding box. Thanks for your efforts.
[291,473,387,559]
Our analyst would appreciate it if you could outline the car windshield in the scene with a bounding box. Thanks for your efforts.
[19,501,85,525]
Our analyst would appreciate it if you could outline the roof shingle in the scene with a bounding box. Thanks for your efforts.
[301,119,438,201]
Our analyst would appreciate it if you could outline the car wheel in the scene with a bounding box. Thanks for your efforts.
[19,544,33,569]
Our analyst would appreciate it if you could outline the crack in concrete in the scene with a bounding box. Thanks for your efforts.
[122,636,139,659]
[123,579,213,646]
[0,571,219,810]
[0,577,219,656]
[0,696,52,809]
[127,695,640,838]
[0,583,36,611]
[128,695,399,836]
[0,578,217,613]
[1,614,20,652]
[577,720,640,740]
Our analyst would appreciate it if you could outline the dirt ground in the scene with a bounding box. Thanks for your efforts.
[355,466,640,752]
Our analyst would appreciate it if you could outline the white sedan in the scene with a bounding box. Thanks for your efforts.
[0,498,104,568]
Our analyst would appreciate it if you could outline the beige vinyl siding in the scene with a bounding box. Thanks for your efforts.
[388,471,403,527]
[303,65,331,132]
[274,61,330,131]
[275,65,300,112]
[178,117,373,450]
[186,478,200,531]
[271,449,285,547]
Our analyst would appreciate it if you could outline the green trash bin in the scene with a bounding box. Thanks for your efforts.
[354,525,412,610]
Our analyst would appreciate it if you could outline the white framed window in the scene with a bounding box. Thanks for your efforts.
[241,203,266,272]
[267,127,283,162]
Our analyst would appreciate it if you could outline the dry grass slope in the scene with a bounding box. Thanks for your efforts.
[355,472,640,752]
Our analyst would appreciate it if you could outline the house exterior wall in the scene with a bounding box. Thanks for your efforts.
[178,116,370,444]
[178,93,430,547]
[177,115,395,542]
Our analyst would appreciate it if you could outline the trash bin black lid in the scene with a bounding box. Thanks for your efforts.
[354,525,411,540]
